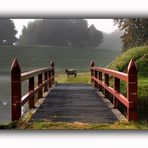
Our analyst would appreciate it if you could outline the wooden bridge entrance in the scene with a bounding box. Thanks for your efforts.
[10,58,138,123]
[30,83,124,123]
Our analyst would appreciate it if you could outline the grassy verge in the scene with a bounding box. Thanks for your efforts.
[15,108,148,129]
[55,72,91,84]
[26,121,148,130]
[108,46,148,121]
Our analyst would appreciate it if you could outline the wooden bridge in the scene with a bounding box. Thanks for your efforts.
[11,59,138,123]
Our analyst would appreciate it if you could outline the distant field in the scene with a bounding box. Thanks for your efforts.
[0,45,121,74]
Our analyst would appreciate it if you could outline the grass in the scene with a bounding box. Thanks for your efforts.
[55,72,91,84]
[26,121,148,130]
[6,107,148,130]
[14,109,148,130]
[108,45,148,121]
[107,46,148,73]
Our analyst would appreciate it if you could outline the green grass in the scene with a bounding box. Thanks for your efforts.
[26,121,148,130]
[108,46,148,121]
[8,110,148,130]
[107,46,148,73]
[55,72,91,84]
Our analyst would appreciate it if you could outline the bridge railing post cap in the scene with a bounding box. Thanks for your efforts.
[11,58,21,73]
[91,61,94,67]
[127,59,137,74]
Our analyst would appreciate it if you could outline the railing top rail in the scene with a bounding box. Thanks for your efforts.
[21,67,53,81]
[91,66,128,82]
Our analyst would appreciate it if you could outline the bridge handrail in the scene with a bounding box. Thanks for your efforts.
[91,59,138,122]
[91,67,128,82]
[11,58,55,121]
[21,67,53,81]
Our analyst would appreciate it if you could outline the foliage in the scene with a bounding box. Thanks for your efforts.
[99,30,123,50]
[114,18,148,51]
[18,19,103,47]
[136,53,148,76]
[108,46,148,73]
[0,19,17,45]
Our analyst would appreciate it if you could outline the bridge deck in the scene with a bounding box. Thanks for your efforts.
[30,83,125,123]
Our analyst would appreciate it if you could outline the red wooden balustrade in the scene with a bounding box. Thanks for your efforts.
[11,59,55,121]
[91,59,138,122]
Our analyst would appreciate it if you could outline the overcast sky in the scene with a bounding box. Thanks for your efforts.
[12,19,118,38]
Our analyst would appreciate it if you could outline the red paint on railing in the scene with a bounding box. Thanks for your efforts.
[11,59,55,121]
[91,59,138,122]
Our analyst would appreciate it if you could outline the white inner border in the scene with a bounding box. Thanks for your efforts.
[0,0,148,147]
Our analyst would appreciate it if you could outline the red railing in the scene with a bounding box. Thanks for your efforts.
[91,59,138,122]
[11,59,55,121]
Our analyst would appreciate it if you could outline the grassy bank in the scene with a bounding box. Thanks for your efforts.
[108,46,148,120]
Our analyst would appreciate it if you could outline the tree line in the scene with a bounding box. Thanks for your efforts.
[0,18,147,51]
[18,19,103,47]
[0,19,103,47]
[99,30,123,50]
[0,19,17,45]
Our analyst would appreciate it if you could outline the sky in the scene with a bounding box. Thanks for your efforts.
[12,19,118,38]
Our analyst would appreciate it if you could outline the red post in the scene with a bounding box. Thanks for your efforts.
[29,77,35,108]
[48,71,52,88]
[127,59,138,122]
[104,74,109,98]
[51,61,55,85]
[113,77,120,108]
[11,59,21,121]
[38,74,43,99]
[90,61,94,82]
[98,72,102,91]
[44,72,48,92]
[94,70,98,88]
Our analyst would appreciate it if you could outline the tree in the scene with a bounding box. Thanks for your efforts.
[114,18,148,51]
[0,19,17,45]
[18,19,103,48]
[99,30,123,50]
[88,25,103,47]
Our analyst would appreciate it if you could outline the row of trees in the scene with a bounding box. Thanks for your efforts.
[99,30,123,50]
[0,19,103,47]
[114,18,148,51]
[0,19,17,45]
[0,18,147,50]
[18,19,103,47]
